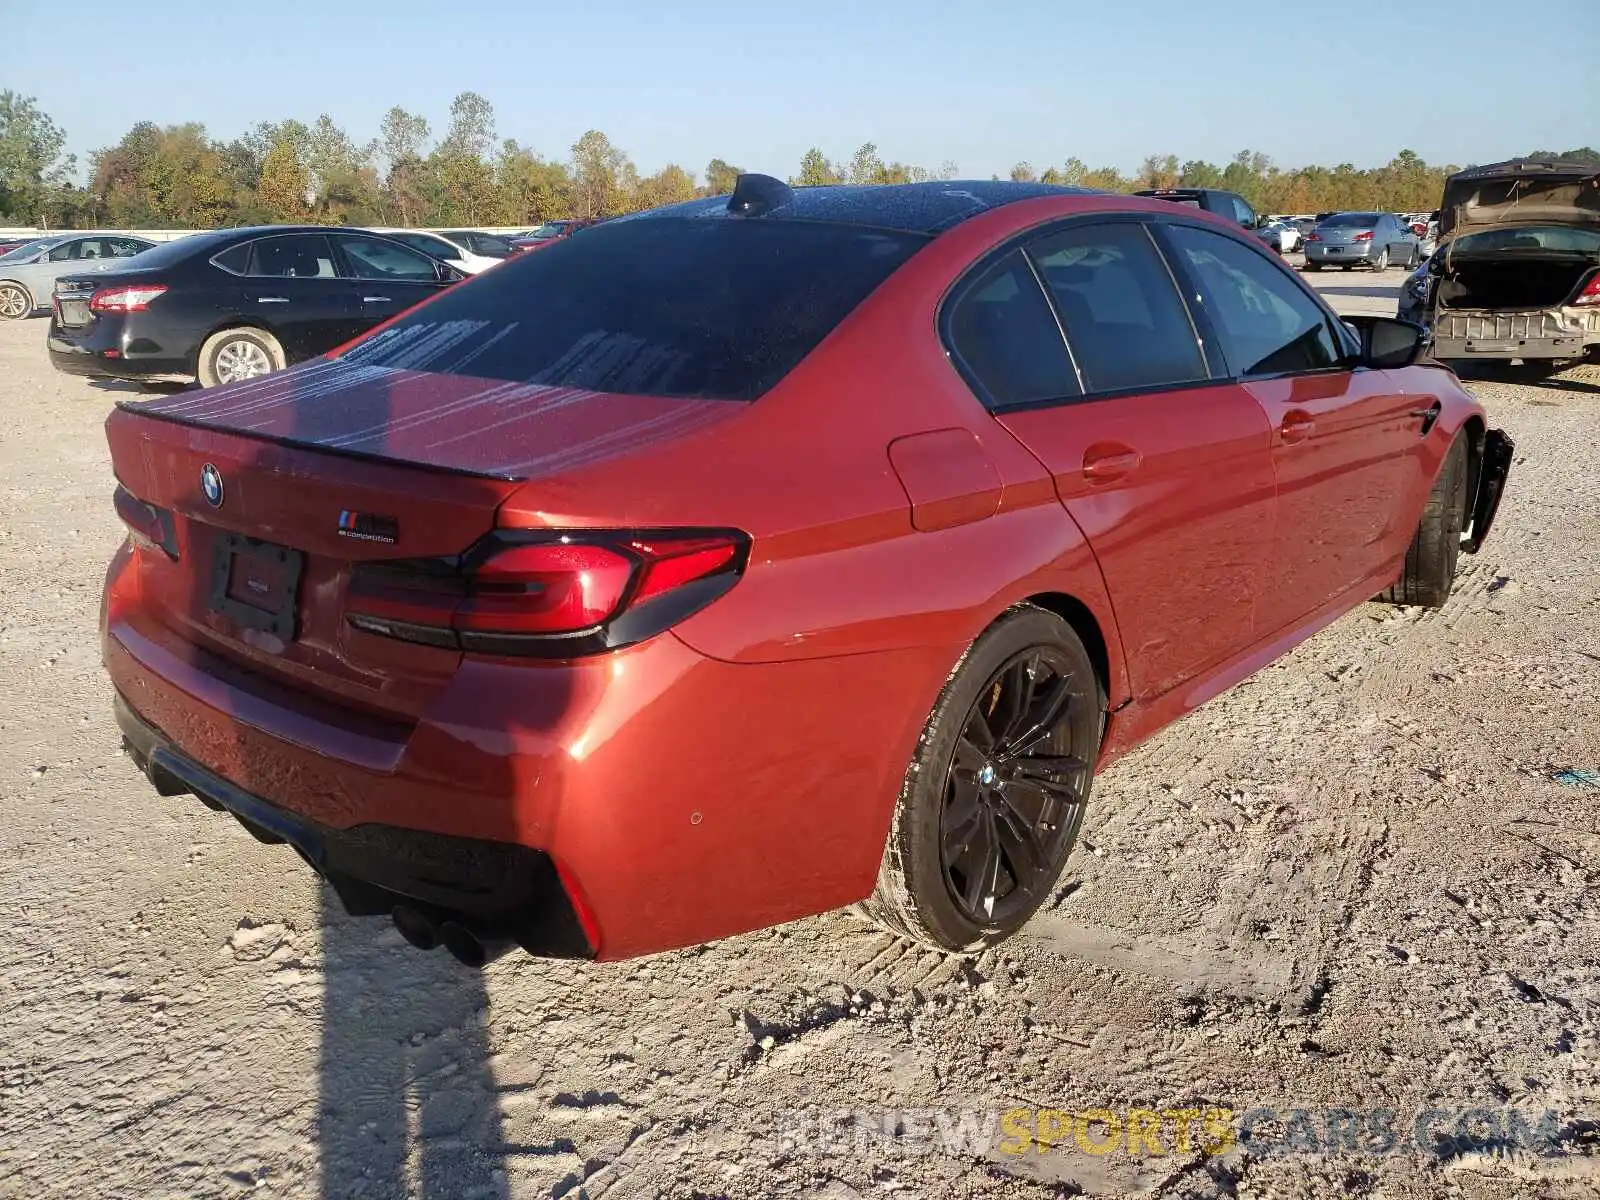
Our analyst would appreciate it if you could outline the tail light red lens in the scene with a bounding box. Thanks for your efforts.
[1306,233,1322,243]
[113,484,178,559]
[347,530,749,657]
[1353,231,1374,242]
[1574,272,1600,307]
[90,285,168,313]
[457,543,635,634]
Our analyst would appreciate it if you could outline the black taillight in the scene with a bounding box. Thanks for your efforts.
[113,484,178,559]
[345,529,749,657]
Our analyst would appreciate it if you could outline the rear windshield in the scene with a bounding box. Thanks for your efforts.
[1320,213,1382,227]
[102,231,226,270]
[337,217,928,401]
[1451,227,1600,255]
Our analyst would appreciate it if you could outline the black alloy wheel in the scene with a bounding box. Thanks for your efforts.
[939,646,1090,925]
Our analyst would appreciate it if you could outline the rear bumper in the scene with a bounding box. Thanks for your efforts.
[1305,244,1381,263]
[116,692,595,959]
[1430,306,1600,360]
[1463,428,1514,554]
[48,318,193,379]
[102,557,945,959]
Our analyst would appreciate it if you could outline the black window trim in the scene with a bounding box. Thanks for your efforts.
[937,211,1221,415]
[1147,215,1363,382]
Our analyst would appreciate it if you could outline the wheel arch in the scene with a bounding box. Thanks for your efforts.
[1017,590,1115,708]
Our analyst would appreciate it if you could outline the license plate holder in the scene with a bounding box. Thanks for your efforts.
[210,533,304,640]
[57,299,91,327]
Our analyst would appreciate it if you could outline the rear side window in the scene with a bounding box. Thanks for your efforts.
[1165,225,1343,376]
[211,242,251,274]
[1027,223,1207,394]
[338,218,926,401]
[248,235,338,279]
[945,250,1081,408]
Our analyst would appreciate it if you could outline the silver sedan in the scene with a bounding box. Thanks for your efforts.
[0,233,158,318]
[1302,212,1420,272]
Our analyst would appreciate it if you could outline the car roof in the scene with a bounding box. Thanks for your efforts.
[629,177,1096,236]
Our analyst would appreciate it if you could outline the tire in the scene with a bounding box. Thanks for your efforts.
[1380,433,1468,608]
[197,327,285,388]
[1371,247,1389,271]
[859,606,1103,952]
[1341,264,1354,271]
[1304,260,1322,272]
[0,281,32,320]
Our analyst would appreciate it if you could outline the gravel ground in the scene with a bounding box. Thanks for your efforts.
[2,269,1597,1200]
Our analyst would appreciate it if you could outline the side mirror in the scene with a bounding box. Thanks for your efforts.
[1344,314,1426,368]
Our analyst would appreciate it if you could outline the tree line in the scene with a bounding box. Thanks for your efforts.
[2,90,1596,230]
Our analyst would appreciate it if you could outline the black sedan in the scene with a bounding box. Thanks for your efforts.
[48,226,464,388]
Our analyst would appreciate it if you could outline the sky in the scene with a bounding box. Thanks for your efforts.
[5,0,1597,183]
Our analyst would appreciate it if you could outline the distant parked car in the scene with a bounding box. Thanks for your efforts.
[509,219,601,252]
[434,230,516,261]
[0,235,50,257]
[1302,212,1419,271]
[1254,219,1302,254]
[47,225,464,387]
[1132,187,1261,231]
[0,233,157,319]
[369,228,501,275]
[1409,157,1600,376]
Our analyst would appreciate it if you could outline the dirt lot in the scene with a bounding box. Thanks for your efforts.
[2,270,1597,1200]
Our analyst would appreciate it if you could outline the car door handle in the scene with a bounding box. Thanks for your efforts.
[255,296,289,304]
[361,295,392,303]
[1279,410,1316,443]
[1082,444,1142,482]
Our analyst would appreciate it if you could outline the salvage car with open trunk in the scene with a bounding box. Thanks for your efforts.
[1402,157,1600,373]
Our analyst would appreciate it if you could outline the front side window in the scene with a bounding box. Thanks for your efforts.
[1028,223,1207,394]
[945,250,1081,409]
[1165,224,1343,376]
[334,235,439,280]
[1231,197,1256,228]
[337,217,927,402]
[47,240,83,262]
[247,235,338,279]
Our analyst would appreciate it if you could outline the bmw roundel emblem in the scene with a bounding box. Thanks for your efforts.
[200,463,224,508]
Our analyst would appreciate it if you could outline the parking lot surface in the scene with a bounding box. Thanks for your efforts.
[2,270,1598,1199]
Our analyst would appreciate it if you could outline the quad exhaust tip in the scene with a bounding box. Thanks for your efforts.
[391,904,512,968]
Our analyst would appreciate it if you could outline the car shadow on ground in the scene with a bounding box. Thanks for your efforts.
[319,892,510,1198]
[87,378,194,396]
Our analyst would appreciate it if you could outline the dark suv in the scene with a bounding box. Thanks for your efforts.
[48,226,464,388]
[1134,188,1260,231]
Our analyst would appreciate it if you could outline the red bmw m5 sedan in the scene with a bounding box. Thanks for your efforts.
[104,175,1511,965]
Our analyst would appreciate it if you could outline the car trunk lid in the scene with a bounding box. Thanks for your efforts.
[1438,158,1600,246]
[106,364,742,723]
